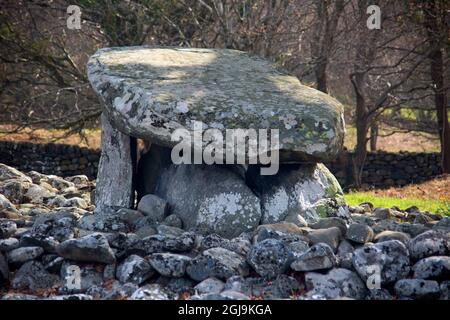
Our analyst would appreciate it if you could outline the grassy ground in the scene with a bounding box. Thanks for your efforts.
[345,193,449,215]
[345,174,450,215]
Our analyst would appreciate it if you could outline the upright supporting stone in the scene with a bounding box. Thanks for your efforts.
[95,113,135,212]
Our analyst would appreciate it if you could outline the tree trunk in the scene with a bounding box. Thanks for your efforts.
[315,60,329,93]
[351,73,369,187]
[353,109,369,187]
[95,112,135,212]
[311,0,345,94]
[430,48,450,173]
[370,123,378,151]
[423,0,450,173]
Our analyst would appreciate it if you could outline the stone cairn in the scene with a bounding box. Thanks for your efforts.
[0,47,448,300]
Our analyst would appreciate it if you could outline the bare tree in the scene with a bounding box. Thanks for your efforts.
[0,0,203,138]
[310,0,346,93]
[346,0,431,186]
[420,0,450,173]
[0,0,101,138]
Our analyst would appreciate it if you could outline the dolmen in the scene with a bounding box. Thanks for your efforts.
[86,46,347,238]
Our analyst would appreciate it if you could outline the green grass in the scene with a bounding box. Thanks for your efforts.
[345,192,450,215]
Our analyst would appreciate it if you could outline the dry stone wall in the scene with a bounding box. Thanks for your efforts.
[0,141,442,188]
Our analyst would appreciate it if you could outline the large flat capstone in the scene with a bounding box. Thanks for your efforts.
[87,47,345,162]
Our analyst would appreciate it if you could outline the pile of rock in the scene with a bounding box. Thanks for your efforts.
[1,163,449,300]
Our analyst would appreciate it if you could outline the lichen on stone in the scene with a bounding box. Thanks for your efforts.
[87,46,346,162]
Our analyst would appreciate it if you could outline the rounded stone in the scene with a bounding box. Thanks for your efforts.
[412,256,450,280]
[352,240,410,285]
[148,253,191,277]
[0,221,17,239]
[11,261,60,292]
[154,164,262,239]
[7,247,44,265]
[310,217,347,236]
[194,277,225,295]
[408,230,450,260]
[394,279,440,299]
[247,239,292,279]
[305,268,367,300]
[137,194,168,222]
[186,247,249,282]
[247,163,346,223]
[373,231,410,245]
[56,233,116,264]
[346,223,374,244]
[291,243,338,272]
[116,255,154,285]
[307,227,342,251]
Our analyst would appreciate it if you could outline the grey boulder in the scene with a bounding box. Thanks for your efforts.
[116,255,154,285]
[412,256,450,280]
[130,284,172,300]
[247,163,345,223]
[373,231,410,245]
[148,253,191,277]
[305,268,367,300]
[56,233,116,264]
[11,261,60,292]
[394,279,440,299]
[20,233,59,253]
[336,240,355,270]
[0,252,9,284]
[194,277,225,295]
[352,240,410,285]
[0,164,32,183]
[247,239,292,279]
[0,221,17,239]
[346,224,374,244]
[0,238,20,252]
[365,289,394,300]
[60,263,103,294]
[154,164,261,239]
[186,247,249,281]
[306,227,342,251]
[200,234,251,256]
[408,230,449,260]
[440,281,450,300]
[7,246,44,265]
[0,193,14,210]
[291,243,338,271]
[224,275,300,299]
[137,194,168,223]
[433,217,450,233]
